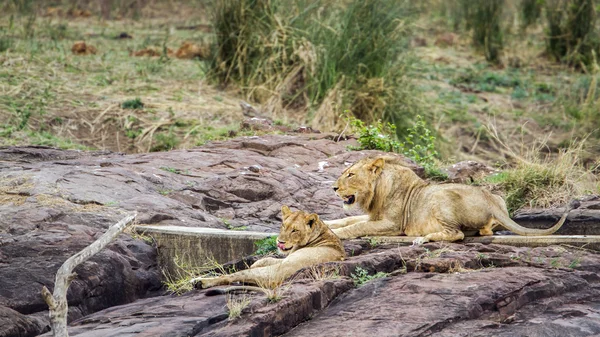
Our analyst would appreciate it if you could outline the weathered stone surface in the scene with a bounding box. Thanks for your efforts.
[2,135,600,337]
[0,135,416,337]
[48,242,600,337]
[443,160,498,183]
[515,195,600,235]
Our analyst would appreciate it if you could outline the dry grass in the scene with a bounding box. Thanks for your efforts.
[482,125,599,213]
[164,254,230,295]
[0,2,242,153]
[226,293,252,320]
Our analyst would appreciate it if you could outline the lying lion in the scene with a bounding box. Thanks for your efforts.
[326,156,577,245]
[196,206,345,291]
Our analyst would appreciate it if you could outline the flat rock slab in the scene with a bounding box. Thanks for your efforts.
[57,242,600,337]
[375,235,600,251]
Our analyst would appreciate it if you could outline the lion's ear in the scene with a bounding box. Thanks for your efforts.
[369,157,385,175]
[281,205,292,217]
[306,214,318,228]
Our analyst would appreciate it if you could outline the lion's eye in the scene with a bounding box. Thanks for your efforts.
[347,172,355,178]
[291,229,298,233]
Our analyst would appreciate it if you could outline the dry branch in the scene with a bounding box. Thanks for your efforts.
[41,213,137,337]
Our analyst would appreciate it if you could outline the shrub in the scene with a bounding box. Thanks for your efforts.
[467,0,505,63]
[545,0,599,67]
[254,236,278,256]
[207,0,420,131]
[350,117,401,153]
[520,0,543,30]
[122,98,144,110]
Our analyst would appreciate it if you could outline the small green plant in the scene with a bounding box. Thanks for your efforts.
[104,201,119,207]
[254,236,278,255]
[157,188,172,195]
[568,257,582,269]
[549,257,562,269]
[122,98,144,110]
[151,130,180,152]
[160,166,182,174]
[367,237,380,248]
[351,266,388,287]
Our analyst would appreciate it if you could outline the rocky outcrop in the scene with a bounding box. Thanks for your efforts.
[0,135,416,337]
[2,135,600,337]
[51,242,600,336]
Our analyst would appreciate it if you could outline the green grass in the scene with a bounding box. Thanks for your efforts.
[351,266,388,287]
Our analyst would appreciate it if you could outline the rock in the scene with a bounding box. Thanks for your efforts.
[4,135,599,337]
[130,47,174,57]
[45,242,600,336]
[71,41,97,56]
[0,135,417,336]
[444,160,498,183]
[411,36,428,47]
[115,32,132,39]
[435,32,458,47]
[174,41,210,60]
[514,195,600,235]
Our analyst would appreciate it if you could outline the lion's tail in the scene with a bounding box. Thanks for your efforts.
[204,285,269,296]
[496,199,580,236]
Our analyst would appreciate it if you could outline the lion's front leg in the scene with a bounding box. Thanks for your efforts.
[251,257,282,268]
[324,215,370,229]
[332,219,399,239]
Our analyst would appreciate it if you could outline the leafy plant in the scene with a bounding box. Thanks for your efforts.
[350,117,401,153]
[122,98,144,110]
[151,130,180,152]
[351,266,388,287]
[399,115,439,169]
[254,236,278,256]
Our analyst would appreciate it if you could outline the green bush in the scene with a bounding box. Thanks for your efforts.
[467,0,505,63]
[520,0,543,30]
[545,0,599,67]
[254,236,278,256]
[122,98,144,110]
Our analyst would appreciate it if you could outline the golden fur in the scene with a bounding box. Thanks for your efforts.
[198,206,345,289]
[326,156,575,244]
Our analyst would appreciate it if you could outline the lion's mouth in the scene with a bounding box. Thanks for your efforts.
[277,242,291,252]
[343,195,356,205]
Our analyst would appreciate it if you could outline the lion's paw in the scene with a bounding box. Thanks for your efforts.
[194,277,219,289]
[411,237,428,247]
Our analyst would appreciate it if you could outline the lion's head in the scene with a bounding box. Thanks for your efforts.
[277,205,323,255]
[332,156,386,210]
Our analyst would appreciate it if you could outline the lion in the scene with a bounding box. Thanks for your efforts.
[196,205,345,291]
[325,156,578,245]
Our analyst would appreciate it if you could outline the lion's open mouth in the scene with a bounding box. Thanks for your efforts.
[277,242,291,252]
[343,195,356,205]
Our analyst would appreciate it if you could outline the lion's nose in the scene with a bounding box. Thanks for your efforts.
[333,186,339,192]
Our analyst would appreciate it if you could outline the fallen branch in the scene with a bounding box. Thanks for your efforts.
[41,213,137,337]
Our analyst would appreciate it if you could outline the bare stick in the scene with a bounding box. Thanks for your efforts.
[41,213,137,337]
